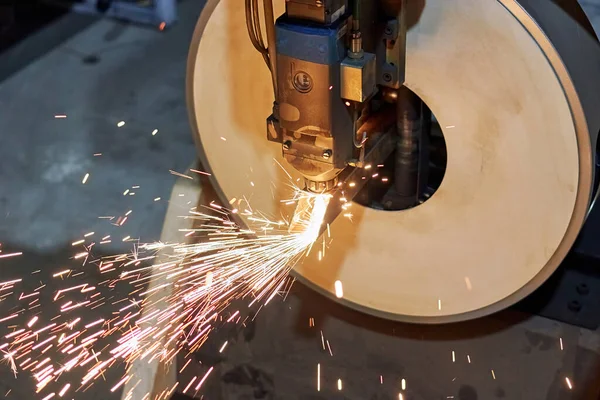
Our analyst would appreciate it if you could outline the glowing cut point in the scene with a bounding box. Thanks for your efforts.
[289,193,330,245]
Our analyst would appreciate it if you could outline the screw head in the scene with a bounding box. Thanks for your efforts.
[322,149,332,159]
[384,26,393,35]
[568,300,582,313]
[283,140,292,151]
[383,73,392,83]
[576,283,590,296]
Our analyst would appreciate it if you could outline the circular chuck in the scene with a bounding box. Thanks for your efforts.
[187,0,600,323]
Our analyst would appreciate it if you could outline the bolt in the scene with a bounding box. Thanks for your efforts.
[384,26,393,35]
[576,283,590,296]
[568,300,582,313]
[383,73,392,83]
[283,140,292,151]
[322,149,333,159]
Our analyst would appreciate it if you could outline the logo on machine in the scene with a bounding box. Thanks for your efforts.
[293,71,313,93]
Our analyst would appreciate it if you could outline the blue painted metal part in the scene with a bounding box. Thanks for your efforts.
[275,17,346,65]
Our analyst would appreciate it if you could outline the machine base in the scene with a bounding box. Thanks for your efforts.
[514,202,600,330]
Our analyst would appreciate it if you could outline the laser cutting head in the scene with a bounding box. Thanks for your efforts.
[265,0,394,194]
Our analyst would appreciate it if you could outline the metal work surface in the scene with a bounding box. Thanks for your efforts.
[180,285,600,399]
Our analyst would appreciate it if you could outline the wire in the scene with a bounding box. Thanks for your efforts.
[245,0,271,70]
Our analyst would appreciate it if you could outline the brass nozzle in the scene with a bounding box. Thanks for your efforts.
[304,178,338,193]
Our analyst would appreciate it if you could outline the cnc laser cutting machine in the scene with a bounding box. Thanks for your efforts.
[186,0,600,325]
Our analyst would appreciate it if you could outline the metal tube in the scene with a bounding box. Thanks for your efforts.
[263,0,279,100]
[394,87,422,208]
[352,0,360,31]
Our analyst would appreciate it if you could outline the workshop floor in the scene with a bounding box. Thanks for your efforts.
[0,1,600,399]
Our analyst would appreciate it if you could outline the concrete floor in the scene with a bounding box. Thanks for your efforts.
[0,1,599,399]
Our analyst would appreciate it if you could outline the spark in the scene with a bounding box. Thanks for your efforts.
[334,281,343,298]
[219,341,228,353]
[467,355,471,363]
[560,337,563,351]
[58,384,70,397]
[195,367,214,391]
[54,115,67,119]
[337,379,342,390]
[117,121,126,127]
[326,340,333,356]
[71,240,84,246]
[111,375,129,392]
[82,173,90,184]
[169,170,193,180]
[0,182,328,399]
[189,169,211,176]
[93,153,102,157]
[154,197,161,201]
[401,378,406,390]
[491,369,496,380]
[317,363,321,391]
[179,359,192,373]
[565,377,573,389]
[0,252,22,259]
[452,351,456,363]
[183,377,196,394]
[53,270,70,278]
[380,375,383,384]
[399,394,404,400]
[465,277,472,291]
[152,129,159,136]
[382,177,389,183]
[220,137,227,141]
[446,125,456,129]
[438,299,442,310]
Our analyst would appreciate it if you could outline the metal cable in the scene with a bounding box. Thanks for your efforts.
[245,0,271,69]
